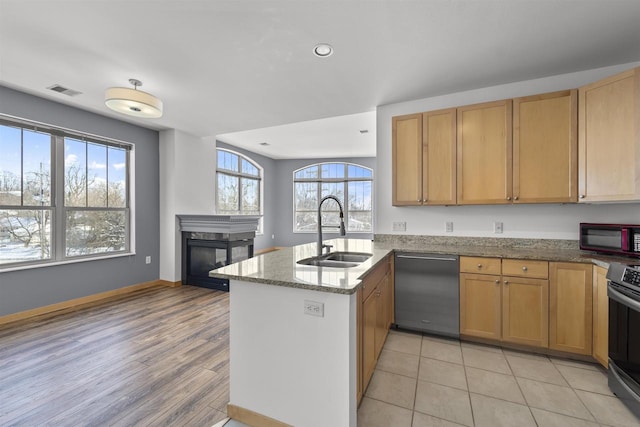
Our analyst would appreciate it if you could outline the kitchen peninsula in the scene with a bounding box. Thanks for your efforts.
[211,236,629,427]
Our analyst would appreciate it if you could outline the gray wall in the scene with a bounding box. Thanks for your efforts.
[272,157,376,247]
[0,86,160,317]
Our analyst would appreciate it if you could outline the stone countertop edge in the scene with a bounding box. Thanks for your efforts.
[210,237,633,295]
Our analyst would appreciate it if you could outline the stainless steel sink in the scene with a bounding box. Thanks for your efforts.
[297,252,372,268]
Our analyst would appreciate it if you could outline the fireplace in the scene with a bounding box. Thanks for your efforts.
[177,215,261,291]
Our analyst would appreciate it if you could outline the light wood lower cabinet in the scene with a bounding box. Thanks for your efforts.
[593,265,609,367]
[502,276,549,348]
[549,262,593,355]
[358,255,394,404]
[460,273,502,340]
[460,257,549,348]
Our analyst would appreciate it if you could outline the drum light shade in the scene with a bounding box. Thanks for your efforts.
[105,79,163,118]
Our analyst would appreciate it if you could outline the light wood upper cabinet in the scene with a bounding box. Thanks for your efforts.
[392,114,423,205]
[423,109,457,205]
[579,67,640,202]
[457,100,513,204]
[513,90,578,203]
[549,262,593,355]
[593,265,609,367]
[392,110,456,206]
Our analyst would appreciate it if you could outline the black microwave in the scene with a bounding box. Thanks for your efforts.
[580,223,640,258]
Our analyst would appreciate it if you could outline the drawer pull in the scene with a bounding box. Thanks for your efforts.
[477,264,482,269]
[522,266,528,272]
[495,279,500,284]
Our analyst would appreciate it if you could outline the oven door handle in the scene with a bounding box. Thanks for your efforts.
[608,284,640,313]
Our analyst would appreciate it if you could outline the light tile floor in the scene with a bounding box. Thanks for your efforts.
[358,329,640,427]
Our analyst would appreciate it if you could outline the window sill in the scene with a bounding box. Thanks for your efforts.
[0,252,136,273]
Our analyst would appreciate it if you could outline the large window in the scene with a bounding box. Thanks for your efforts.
[293,162,372,233]
[0,116,131,268]
[216,148,262,226]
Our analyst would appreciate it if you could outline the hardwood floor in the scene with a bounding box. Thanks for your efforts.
[0,285,230,427]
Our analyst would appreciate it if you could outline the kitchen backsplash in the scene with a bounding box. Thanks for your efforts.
[374,234,579,250]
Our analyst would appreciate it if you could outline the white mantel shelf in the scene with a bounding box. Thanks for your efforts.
[176,214,261,234]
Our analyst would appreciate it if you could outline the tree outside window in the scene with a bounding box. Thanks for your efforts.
[293,163,372,233]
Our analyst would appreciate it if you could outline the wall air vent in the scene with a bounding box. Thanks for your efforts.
[46,84,82,97]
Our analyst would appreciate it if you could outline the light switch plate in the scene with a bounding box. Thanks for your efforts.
[494,222,503,234]
[392,221,406,232]
[445,222,453,233]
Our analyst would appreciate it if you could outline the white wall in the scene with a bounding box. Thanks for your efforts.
[376,62,640,240]
[230,280,357,427]
[159,130,216,282]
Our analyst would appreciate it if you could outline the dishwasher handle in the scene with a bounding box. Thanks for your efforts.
[396,254,458,262]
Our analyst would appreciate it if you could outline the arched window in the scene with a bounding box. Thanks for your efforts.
[216,148,262,222]
[293,162,372,233]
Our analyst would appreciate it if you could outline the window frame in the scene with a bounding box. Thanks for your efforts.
[0,114,134,270]
[215,147,263,234]
[292,162,373,234]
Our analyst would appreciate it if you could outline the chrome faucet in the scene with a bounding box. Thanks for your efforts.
[317,195,346,256]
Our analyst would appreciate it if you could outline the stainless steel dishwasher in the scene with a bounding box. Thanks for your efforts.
[394,253,460,338]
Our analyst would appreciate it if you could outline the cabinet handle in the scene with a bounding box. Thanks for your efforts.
[506,196,512,201]
[522,266,528,272]
[477,264,482,269]
[504,280,509,285]
[495,279,500,284]
[417,199,421,202]
[579,194,585,199]
[514,196,519,201]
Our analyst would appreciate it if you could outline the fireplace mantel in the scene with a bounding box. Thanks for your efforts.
[176,215,261,234]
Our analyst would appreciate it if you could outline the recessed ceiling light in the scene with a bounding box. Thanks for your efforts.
[359,129,369,134]
[259,142,270,146]
[313,43,333,58]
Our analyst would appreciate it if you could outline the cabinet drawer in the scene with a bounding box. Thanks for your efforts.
[502,259,549,279]
[361,257,389,301]
[460,257,501,275]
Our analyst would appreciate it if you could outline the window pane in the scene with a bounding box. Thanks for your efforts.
[217,172,240,213]
[22,129,51,206]
[65,210,126,256]
[321,163,344,179]
[87,143,107,207]
[295,182,318,210]
[295,211,317,232]
[64,138,87,207]
[348,164,372,178]
[0,125,22,206]
[320,211,340,227]
[348,211,372,232]
[241,177,260,213]
[217,150,239,173]
[348,181,372,211]
[241,159,259,176]
[321,182,344,204]
[0,209,52,264]
[294,166,318,179]
[108,147,127,208]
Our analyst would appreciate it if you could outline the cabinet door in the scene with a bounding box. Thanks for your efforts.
[549,263,593,355]
[362,291,377,391]
[357,288,363,404]
[460,273,502,339]
[502,276,549,348]
[423,109,457,205]
[593,265,609,367]
[579,67,640,202]
[375,279,387,358]
[457,100,513,204]
[393,113,423,205]
[513,90,577,203]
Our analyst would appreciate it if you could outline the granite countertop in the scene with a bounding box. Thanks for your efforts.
[210,236,634,295]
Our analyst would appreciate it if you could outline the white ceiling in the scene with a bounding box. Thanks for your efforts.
[1,1,640,159]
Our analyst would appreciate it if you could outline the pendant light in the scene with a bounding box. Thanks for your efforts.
[105,79,163,118]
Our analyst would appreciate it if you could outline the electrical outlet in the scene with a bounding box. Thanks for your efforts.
[494,222,503,234]
[304,300,324,317]
[145,256,151,264]
[392,221,406,232]
[445,221,453,233]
